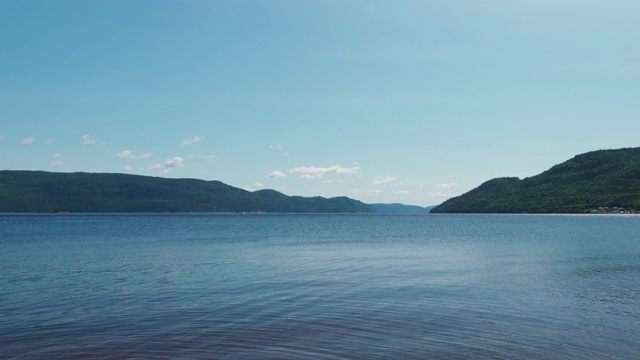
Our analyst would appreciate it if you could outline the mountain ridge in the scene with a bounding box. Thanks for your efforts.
[0,170,376,213]
[431,147,640,213]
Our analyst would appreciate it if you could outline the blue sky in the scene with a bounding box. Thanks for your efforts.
[2,1,639,206]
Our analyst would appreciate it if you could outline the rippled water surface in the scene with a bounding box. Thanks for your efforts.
[1,214,639,359]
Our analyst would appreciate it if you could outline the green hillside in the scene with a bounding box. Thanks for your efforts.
[431,147,640,213]
[0,171,375,213]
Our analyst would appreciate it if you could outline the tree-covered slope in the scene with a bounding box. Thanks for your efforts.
[0,171,375,213]
[431,147,640,213]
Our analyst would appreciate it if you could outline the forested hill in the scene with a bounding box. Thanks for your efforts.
[431,147,640,213]
[0,171,375,213]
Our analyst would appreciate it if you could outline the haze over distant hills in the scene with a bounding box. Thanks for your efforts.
[431,147,640,213]
[371,203,435,214]
[0,170,430,214]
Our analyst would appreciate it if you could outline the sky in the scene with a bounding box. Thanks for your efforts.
[1,0,639,206]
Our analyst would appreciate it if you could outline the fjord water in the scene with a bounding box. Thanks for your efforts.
[1,214,639,359]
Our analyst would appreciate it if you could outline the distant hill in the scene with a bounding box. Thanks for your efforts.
[431,147,640,213]
[0,171,375,213]
[372,203,435,214]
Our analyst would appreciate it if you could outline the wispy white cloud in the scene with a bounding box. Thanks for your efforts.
[82,134,105,145]
[164,157,184,168]
[20,137,35,145]
[267,170,285,178]
[187,154,215,162]
[431,191,455,198]
[368,189,383,194]
[50,161,64,166]
[117,151,153,160]
[269,144,288,156]
[289,165,360,179]
[0,136,4,142]
[181,136,203,146]
[433,183,459,189]
[148,157,183,172]
[372,176,398,185]
[131,153,152,160]
[52,153,61,158]
[322,179,333,184]
[82,135,97,145]
[123,165,133,171]
[244,182,265,192]
[395,190,409,194]
[43,139,55,145]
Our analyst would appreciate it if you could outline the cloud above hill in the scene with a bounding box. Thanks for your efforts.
[289,165,360,179]
[372,176,398,185]
[267,170,285,178]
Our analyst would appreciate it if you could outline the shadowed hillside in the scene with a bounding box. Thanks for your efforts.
[0,171,375,213]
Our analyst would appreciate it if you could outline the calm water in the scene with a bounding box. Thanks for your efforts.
[1,214,639,359]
